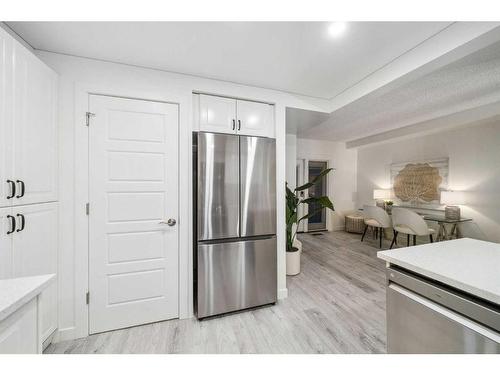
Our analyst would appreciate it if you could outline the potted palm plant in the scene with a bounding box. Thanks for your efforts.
[286,168,334,275]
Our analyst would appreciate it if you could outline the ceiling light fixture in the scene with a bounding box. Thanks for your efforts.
[328,22,347,38]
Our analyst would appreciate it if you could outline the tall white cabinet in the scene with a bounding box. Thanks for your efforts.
[0,27,58,345]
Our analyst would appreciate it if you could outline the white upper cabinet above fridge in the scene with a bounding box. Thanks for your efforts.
[199,94,237,134]
[196,94,275,138]
[236,100,273,138]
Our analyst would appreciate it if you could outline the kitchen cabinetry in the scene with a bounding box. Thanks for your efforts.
[0,203,58,342]
[197,94,274,138]
[0,28,58,208]
[0,275,55,354]
[0,298,39,354]
[0,27,58,344]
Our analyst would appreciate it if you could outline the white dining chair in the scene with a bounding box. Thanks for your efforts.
[390,207,435,249]
[361,205,392,248]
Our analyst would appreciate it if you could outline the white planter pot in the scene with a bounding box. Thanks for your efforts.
[286,239,302,276]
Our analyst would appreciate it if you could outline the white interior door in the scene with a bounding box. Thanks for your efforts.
[89,95,179,334]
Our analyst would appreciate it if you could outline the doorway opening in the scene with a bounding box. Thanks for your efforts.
[307,161,328,231]
[296,158,329,233]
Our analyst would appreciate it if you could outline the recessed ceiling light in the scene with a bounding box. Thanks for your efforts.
[328,22,347,38]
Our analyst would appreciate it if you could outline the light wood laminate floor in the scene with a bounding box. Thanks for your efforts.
[45,231,388,354]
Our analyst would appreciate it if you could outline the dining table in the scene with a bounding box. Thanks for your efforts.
[358,207,472,241]
[419,214,472,241]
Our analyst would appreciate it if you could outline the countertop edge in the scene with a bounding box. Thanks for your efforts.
[377,253,500,305]
[0,274,56,322]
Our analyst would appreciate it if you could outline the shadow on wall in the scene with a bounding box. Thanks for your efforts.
[459,221,487,241]
[459,174,500,242]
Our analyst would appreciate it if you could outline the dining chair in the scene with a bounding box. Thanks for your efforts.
[361,205,392,248]
[390,207,435,249]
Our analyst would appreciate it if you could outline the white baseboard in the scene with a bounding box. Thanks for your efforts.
[278,288,288,299]
[332,225,345,231]
[52,326,81,343]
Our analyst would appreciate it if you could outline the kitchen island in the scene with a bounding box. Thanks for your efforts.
[378,238,500,354]
[0,274,55,354]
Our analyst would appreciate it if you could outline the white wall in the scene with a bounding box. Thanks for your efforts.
[36,51,330,342]
[296,138,358,231]
[286,134,297,189]
[357,119,500,242]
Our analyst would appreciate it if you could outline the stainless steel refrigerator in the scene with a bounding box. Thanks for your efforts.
[193,132,277,318]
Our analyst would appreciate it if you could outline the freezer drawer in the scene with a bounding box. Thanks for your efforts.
[239,136,276,237]
[387,284,500,353]
[197,133,240,240]
[197,237,277,318]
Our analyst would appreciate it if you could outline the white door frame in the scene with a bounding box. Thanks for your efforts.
[71,83,192,340]
[296,158,331,233]
[306,159,329,232]
[296,158,307,233]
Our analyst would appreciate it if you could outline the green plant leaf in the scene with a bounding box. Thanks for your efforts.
[294,167,333,191]
[286,168,334,251]
[297,208,323,223]
[302,196,334,211]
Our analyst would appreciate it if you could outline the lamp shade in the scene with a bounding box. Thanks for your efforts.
[440,191,466,205]
[373,189,391,200]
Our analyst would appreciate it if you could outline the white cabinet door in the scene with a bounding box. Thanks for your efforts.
[199,94,237,134]
[0,207,14,279]
[89,95,179,334]
[0,29,14,208]
[12,202,58,342]
[237,100,274,138]
[12,41,58,206]
[0,298,39,354]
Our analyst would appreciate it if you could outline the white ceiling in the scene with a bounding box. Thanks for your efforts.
[6,21,452,99]
[285,108,330,134]
[294,39,500,142]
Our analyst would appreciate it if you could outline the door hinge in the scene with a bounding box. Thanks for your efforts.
[85,203,90,215]
[85,112,95,126]
[86,292,90,305]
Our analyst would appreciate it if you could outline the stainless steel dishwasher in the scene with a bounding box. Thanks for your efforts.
[386,266,500,353]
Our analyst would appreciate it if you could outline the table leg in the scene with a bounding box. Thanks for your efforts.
[437,223,444,241]
[442,223,449,240]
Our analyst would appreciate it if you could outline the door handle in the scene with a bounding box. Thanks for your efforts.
[16,180,25,198]
[6,215,16,234]
[16,213,25,232]
[238,119,241,131]
[6,180,16,199]
[159,219,177,227]
[232,119,235,131]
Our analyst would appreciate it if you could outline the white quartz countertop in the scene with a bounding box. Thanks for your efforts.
[0,274,55,321]
[378,238,500,305]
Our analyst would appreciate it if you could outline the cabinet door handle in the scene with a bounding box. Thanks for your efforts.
[6,180,16,199]
[16,214,25,232]
[232,119,235,131]
[6,215,16,234]
[238,120,241,131]
[16,180,25,198]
